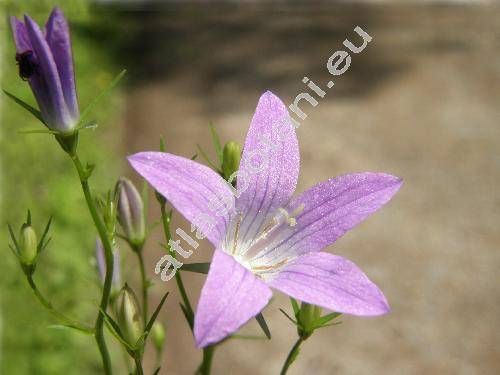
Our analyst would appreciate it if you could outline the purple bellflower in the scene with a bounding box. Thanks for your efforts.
[128,92,402,348]
[10,7,79,133]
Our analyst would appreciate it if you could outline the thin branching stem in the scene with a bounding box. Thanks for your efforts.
[70,152,114,375]
[280,337,304,375]
[26,274,93,333]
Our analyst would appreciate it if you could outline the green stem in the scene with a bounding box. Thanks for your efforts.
[196,345,216,375]
[133,353,144,375]
[159,200,214,373]
[70,153,114,375]
[159,202,194,325]
[26,275,93,333]
[134,248,148,325]
[280,337,304,375]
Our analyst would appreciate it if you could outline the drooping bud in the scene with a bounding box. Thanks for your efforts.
[116,284,143,347]
[117,178,146,248]
[95,238,121,289]
[18,224,38,266]
[151,321,166,353]
[221,141,241,181]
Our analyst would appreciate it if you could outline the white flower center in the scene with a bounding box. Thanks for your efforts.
[223,203,305,280]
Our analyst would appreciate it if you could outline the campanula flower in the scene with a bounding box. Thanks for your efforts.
[128,92,402,348]
[10,7,79,132]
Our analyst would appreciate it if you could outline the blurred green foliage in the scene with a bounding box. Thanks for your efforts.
[1,0,125,373]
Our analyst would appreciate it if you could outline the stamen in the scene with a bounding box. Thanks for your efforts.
[251,258,289,272]
[291,203,306,217]
[231,213,243,255]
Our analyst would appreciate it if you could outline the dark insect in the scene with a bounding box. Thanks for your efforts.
[15,50,37,80]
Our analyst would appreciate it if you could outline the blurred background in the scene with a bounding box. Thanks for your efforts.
[1,0,499,374]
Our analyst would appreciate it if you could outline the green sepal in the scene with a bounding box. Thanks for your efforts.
[179,303,194,329]
[180,262,210,274]
[279,308,299,326]
[141,291,169,344]
[77,69,127,127]
[290,297,300,316]
[208,122,223,165]
[159,135,166,152]
[2,89,46,125]
[47,324,94,335]
[314,312,342,328]
[196,143,221,172]
[255,312,271,340]
[100,306,135,351]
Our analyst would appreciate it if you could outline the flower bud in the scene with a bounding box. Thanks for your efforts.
[297,303,322,339]
[116,284,143,347]
[151,321,166,353]
[18,224,38,266]
[117,178,146,248]
[95,238,121,290]
[222,141,241,180]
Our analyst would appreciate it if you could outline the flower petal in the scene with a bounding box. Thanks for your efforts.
[253,173,402,263]
[269,252,389,316]
[128,152,234,247]
[24,15,72,131]
[10,17,31,52]
[10,17,52,123]
[45,7,79,121]
[236,91,299,247]
[194,250,272,348]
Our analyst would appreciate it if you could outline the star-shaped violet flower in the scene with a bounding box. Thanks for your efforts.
[128,91,402,348]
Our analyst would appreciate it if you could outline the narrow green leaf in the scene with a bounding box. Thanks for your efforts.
[3,89,46,125]
[316,312,342,327]
[290,297,300,316]
[103,319,134,350]
[279,308,298,326]
[7,223,19,249]
[315,321,342,330]
[141,180,149,221]
[144,291,169,340]
[209,122,223,165]
[179,303,194,329]
[47,324,93,335]
[190,153,198,160]
[159,135,166,152]
[8,244,18,258]
[40,237,52,252]
[152,367,161,375]
[196,144,221,172]
[98,306,124,339]
[18,128,59,135]
[75,121,98,131]
[255,312,271,339]
[78,69,127,126]
[180,262,210,274]
[38,217,53,252]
